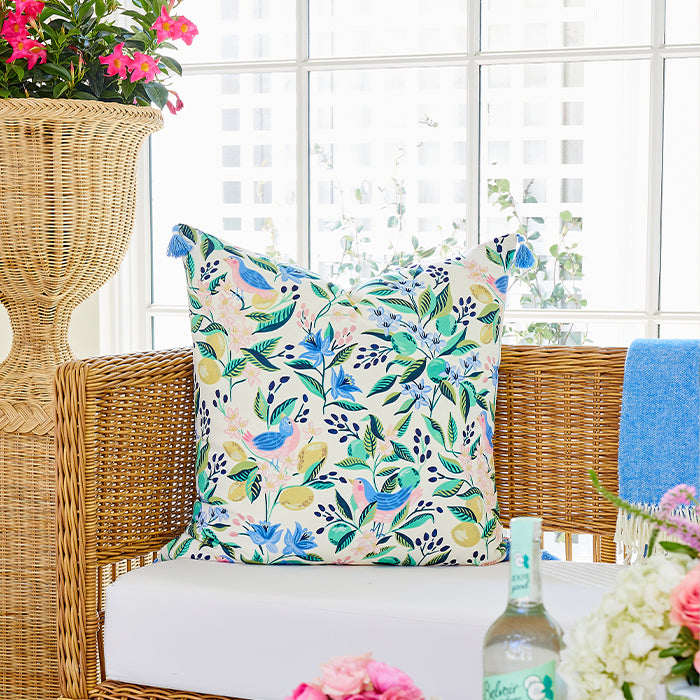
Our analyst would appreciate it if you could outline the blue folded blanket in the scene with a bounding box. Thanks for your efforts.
[616,338,700,559]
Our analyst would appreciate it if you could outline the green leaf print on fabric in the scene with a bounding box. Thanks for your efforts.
[158,224,528,566]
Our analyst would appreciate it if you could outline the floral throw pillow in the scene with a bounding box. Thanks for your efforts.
[159,224,530,566]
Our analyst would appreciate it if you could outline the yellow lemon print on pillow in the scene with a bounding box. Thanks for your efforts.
[451,521,482,548]
[279,486,314,510]
[208,331,227,359]
[297,442,328,473]
[480,324,494,344]
[228,482,247,502]
[198,357,221,384]
[463,494,485,523]
[224,441,247,462]
[470,284,493,303]
[252,290,278,309]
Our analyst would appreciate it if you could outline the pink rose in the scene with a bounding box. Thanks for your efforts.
[286,682,326,700]
[320,654,372,699]
[379,688,424,700]
[367,661,420,696]
[670,564,700,639]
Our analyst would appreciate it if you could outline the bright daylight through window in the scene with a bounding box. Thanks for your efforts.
[131,0,700,352]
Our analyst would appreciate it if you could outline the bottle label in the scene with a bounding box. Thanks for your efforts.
[510,517,535,599]
[483,660,556,700]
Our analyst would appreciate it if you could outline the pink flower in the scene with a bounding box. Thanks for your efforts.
[286,682,327,700]
[661,517,700,551]
[670,564,700,639]
[379,689,424,700]
[166,90,184,114]
[170,15,198,45]
[1,12,28,40]
[695,649,700,673]
[5,37,46,69]
[128,52,161,83]
[152,6,176,44]
[15,0,44,20]
[99,42,129,79]
[243,364,261,386]
[660,484,698,514]
[290,655,426,700]
[368,661,423,700]
[333,555,353,565]
[673,523,700,549]
[319,654,372,699]
[223,406,248,438]
[657,485,700,549]
[25,39,45,68]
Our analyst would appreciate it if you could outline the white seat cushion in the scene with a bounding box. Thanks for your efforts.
[104,559,621,700]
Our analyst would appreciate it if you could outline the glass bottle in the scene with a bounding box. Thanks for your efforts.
[482,516,564,700]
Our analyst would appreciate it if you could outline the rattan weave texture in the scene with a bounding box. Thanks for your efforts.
[74,679,236,700]
[0,98,162,700]
[494,345,625,562]
[55,344,625,700]
[0,98,163,400]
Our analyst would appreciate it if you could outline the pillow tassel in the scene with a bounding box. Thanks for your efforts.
[167,230,195,258]
[515,236,536,269]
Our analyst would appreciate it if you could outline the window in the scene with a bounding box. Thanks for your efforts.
[109,0,700,353]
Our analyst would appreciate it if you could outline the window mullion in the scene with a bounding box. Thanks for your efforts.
[297,0,311,268]
[467,0,481,248]
[645,0,667,337]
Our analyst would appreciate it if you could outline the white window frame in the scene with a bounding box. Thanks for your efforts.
[99,0,700,355]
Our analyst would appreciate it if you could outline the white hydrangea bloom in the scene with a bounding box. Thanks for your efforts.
[560,553,694,700]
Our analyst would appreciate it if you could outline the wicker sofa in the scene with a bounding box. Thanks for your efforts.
[55,344,627,700]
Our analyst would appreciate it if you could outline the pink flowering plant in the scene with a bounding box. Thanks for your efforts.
[560,474,699,699]
[0,0,197,111]
[287,654,426,700]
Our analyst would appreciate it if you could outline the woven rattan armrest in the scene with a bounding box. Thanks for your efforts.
[56,346,197,699]
[55,344,625,700]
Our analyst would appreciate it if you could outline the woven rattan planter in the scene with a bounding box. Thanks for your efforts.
[0,98,162,700]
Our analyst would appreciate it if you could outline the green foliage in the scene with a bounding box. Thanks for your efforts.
[310,136,460,287]
[266,117,589,348]
[487,177,588,346]
[0,0,191,108]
